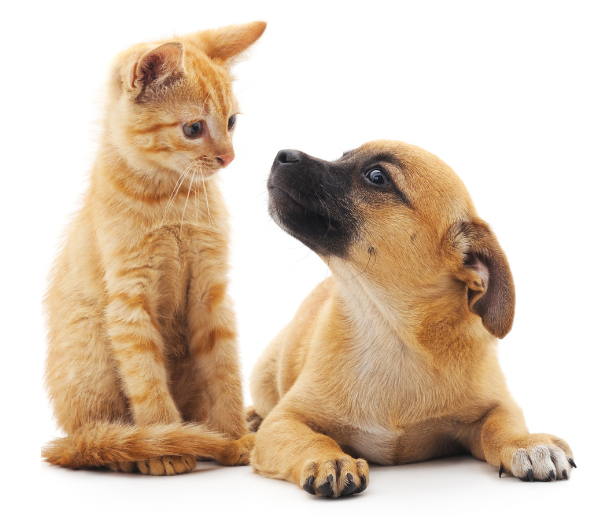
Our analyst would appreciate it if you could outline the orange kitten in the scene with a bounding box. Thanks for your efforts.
[42,21,266,475]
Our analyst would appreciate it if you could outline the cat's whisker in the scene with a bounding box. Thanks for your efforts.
[232,76,265,101]
[193,166,200,224]
[161,164,192,226]
[180,164,197,235]
[164,165,190,211]
[200,166,213,227]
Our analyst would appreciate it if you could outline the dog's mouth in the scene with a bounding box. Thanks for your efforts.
[268,185,343,236]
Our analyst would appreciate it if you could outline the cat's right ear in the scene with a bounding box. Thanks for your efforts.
[198,21,267,64]
[125,42,186,97]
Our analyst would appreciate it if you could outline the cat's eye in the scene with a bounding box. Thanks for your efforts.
[364,168,390,186]
[183,121,204,139]
[228,115,237,131]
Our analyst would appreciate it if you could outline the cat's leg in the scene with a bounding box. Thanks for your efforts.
[46,291,137,472]
[462,403,575,481]
[103,253,194,475]
[186,281,252,464]
[251,404,369,497]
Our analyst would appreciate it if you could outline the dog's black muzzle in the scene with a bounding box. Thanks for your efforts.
[267,149,357,257]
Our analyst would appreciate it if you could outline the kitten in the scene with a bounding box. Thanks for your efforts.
[42,21,266,475]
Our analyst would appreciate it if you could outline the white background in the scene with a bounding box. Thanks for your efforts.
[2,1,590,513]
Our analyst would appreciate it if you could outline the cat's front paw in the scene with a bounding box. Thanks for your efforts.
[498,434,576,481]
[137,455,196,476]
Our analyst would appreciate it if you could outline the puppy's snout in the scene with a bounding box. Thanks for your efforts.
[276,149,301,165]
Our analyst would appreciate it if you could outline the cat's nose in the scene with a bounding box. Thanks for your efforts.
[276,149,301,165]
[216,152,235,167]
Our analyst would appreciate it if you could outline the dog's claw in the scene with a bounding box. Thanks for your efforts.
[527,469,534,482]
[354,475,367,494]
[318,479,333,497]
[498,464,504,478]
[341,473,357,496]
[303,476,315,495]
[568,458,577,469]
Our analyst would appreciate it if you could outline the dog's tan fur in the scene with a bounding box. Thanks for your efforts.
[249,140,575,496]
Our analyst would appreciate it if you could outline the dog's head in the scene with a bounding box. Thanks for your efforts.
[268,140,515,339]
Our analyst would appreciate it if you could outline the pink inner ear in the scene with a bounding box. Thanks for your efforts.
[466,253,489,290]
[132,43,185,90]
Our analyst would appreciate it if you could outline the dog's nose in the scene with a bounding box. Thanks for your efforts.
[276,149,301,164]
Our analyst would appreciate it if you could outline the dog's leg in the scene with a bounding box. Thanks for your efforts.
[251,408,369,497]
[464,404,575,481]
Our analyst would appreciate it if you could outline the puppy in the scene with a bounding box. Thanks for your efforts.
[248,140,575,497]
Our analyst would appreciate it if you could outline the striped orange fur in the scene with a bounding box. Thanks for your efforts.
[43,21,266,475]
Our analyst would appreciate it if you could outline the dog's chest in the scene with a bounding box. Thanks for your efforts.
[337,424,403,465]
[327,324,462,464]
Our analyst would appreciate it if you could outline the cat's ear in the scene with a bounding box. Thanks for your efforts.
[126,42,186,95]
[198,21,267,64]
[448,220,515,338]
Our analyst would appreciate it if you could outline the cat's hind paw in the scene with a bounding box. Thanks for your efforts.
[137,455,196,476]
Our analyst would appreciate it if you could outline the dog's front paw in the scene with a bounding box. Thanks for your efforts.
[499,434,576,481]
[299,455,369,498]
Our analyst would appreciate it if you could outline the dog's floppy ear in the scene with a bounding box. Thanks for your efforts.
[448,220,515,338]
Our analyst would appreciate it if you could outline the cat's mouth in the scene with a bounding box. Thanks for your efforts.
[189,159,224,179]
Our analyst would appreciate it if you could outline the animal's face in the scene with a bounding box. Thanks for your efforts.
[106,22,266,182]
[268,140,515,338]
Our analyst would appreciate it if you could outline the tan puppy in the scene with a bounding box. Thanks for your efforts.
[248,140,576,497]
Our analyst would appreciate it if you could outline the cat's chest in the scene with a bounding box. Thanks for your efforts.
[148,223,228,265]
[146,223,229,309]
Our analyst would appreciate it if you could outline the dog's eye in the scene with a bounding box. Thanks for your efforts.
[183,121,204,139]
[228,115,237,131]
[364,169,390,186]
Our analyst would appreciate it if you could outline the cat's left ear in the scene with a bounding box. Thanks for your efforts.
[198,21,267,64]
[126,42,186,94]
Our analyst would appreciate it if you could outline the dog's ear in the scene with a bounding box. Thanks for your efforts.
[448,220,515,338]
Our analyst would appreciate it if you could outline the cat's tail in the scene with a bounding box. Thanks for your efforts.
[42,422,253,469]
